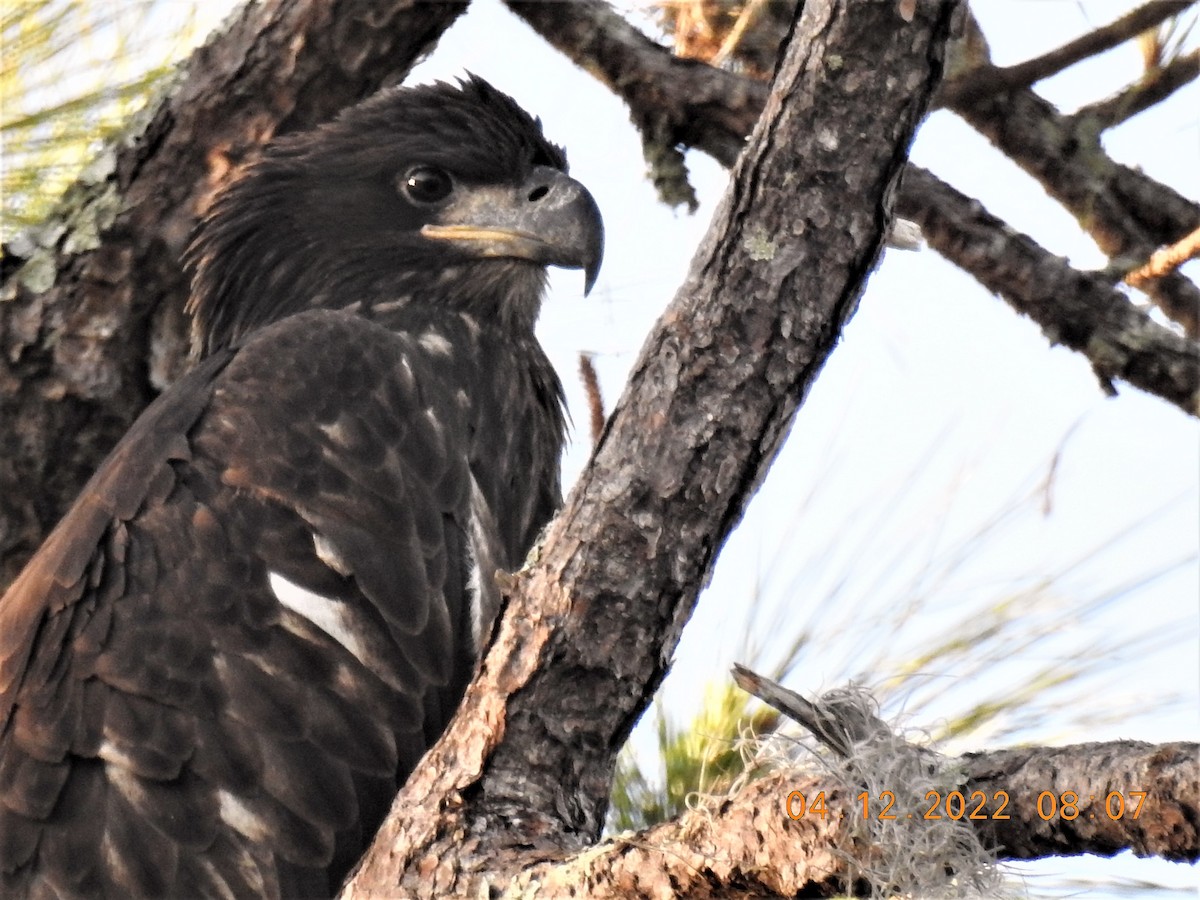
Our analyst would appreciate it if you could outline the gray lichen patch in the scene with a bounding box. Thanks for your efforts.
[16,249,58,295]
[78,147,118,185]
[743,225,778,261]
[63,181,124,255]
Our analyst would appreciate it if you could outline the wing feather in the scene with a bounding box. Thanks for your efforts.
[1,309,530,897]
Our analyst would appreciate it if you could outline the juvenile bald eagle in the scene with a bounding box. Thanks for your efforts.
[0,76,602,899]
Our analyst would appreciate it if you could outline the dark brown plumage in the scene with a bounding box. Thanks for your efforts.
[0,76,602,898]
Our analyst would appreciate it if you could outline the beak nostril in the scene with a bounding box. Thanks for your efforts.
[527,185,549,202]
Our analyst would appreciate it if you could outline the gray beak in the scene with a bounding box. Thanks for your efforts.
[421,166,604,294]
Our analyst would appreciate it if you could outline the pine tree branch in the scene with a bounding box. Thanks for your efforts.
[503,0,1200,405]
[733,668,1200,865]
[898,166,1200,416]
[966,741,1199,862]
[940,0,1193,106]
[493,666,1200,895]
[504,0,763,169]
[1072,47,1200,129]
[945,9,1200,337]
[509,739,1199,897]
[450,736,1198,897]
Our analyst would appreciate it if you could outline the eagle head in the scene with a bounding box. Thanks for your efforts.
[186,75,604,357]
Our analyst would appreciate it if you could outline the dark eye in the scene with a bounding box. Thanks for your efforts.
[399,166,453,205]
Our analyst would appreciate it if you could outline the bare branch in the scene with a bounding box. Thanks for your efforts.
[504,0,1200,395]
[732,664,890,758]
[508,740,1199,895]
[504,0,763,169]
[941,0,1193,106]
[1126,224,1200,287]
[534,669,1200,890]
[967,741,1200,862]
[898,166,1200,416]
[510,773,859,897]
[946,10,1200,337]
[946,75,1200,253]
[1072,46,1200,129]
[733,670,1200,864]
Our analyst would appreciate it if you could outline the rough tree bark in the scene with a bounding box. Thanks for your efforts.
[339,0,965,893]
[439,741,1196,898]
[505,0,1200,414]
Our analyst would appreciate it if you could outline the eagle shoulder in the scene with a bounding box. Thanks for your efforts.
[0,309,511,897]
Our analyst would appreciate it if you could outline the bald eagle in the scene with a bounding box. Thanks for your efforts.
[0,76,602,898]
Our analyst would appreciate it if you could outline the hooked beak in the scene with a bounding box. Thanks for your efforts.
[420,166,604,294]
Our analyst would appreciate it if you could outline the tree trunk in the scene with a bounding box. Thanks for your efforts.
[343,0,961,891]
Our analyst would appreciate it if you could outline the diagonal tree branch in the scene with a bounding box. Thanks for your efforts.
[946,9,1200,338]
[898,166,1200,415]
[504,0,764,169]
[343,0,961,894]
[1072,46,1200,129]
[503,0,1200,410]
[1126,224,1200,287]
[940,0,1193,106]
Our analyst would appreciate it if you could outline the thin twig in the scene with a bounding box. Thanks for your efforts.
[942,0,1192,105]
[1125,225,1200,288]
[1073,47,1200,129]
[731,665,888,758]
[577,352,606,448]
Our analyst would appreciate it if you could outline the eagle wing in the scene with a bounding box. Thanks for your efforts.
[0,309,487,898]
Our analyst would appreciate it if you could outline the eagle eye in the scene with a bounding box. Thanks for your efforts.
[400,166,453,205]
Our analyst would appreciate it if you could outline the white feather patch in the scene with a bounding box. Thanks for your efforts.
[465,474,497,647]
[216,788,270,843]
[372,295,411,314]
[268,570,367,663]
[465,536,485,647]
[96,739,143,775]
[458,311,481,338]
[317,419,349,445]
[418,330,453,356]
[313,532,351,576]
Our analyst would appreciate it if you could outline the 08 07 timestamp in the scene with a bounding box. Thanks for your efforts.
[785,789,1148,822]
